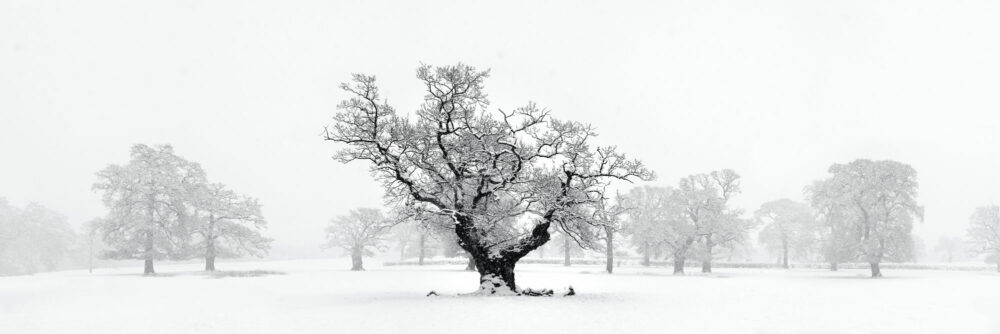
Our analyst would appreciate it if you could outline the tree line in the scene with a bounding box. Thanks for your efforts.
[91,144,272,274]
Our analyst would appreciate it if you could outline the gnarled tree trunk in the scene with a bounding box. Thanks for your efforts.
[474,256,518,292]
[455,214,552,294]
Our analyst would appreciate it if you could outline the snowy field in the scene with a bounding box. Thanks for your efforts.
[2,259,999,334]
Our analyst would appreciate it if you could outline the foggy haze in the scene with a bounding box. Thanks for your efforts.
[2,0,998,260]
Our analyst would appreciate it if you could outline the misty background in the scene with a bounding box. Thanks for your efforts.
[2,0,998,261]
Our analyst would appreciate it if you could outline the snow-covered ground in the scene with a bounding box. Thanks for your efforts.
[2,259,998,334]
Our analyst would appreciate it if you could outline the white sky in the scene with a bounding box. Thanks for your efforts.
[2,0,998,257]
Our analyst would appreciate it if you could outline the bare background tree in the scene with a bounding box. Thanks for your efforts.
[755,199,817,268]
[93,144,205,275]
[933,236,965,263]
[0,199,76,275]
[810,159,923,277]
[324,208,396,271]
[967,205,1000,271]
[190,183,272,271]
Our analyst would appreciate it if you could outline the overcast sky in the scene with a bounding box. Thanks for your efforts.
[2,0,998,258]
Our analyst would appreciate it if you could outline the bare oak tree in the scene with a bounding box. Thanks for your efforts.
[755,199,817,268]
[93,144,205,275]
[812,159,923,277]
[675,169,750,274]
[325,64,651,293]
[967,205,1000,271]
[324,208,396,271]
[190,183,272,271]
[619,186,675,269]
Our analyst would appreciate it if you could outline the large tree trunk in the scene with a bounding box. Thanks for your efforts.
[474,256,518,293]
[418,233,426,266]
[453,213,552,294]
[563,237,571,266]
[605,227,614,274]
[350,248,364,271]
[870,262,882,278]
[465,253,477,271]
[204,238,216,271]
[781,238,789,269]
[830,262,838,271]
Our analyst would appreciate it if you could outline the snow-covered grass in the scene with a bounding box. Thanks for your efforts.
[2,259,998,334]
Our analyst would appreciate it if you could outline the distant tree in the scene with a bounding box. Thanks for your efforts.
[911,236,927,262]
[967,205,1000,272]
[676,169,751,273]
[81,218,104,273]
[324,63,651,293]
[552,229,586,267]
[324,208,397,271]
[189,183,272,271]
[620,186,675,268]
[933,236,965,263]
[592,196,628,274]
[93,144,205,275]
[0,198,14,272]
[755,199,817,268]
[811,159,923,277]
[389,223,417,261]
[806,179,857,271]
[0,199,76,275]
